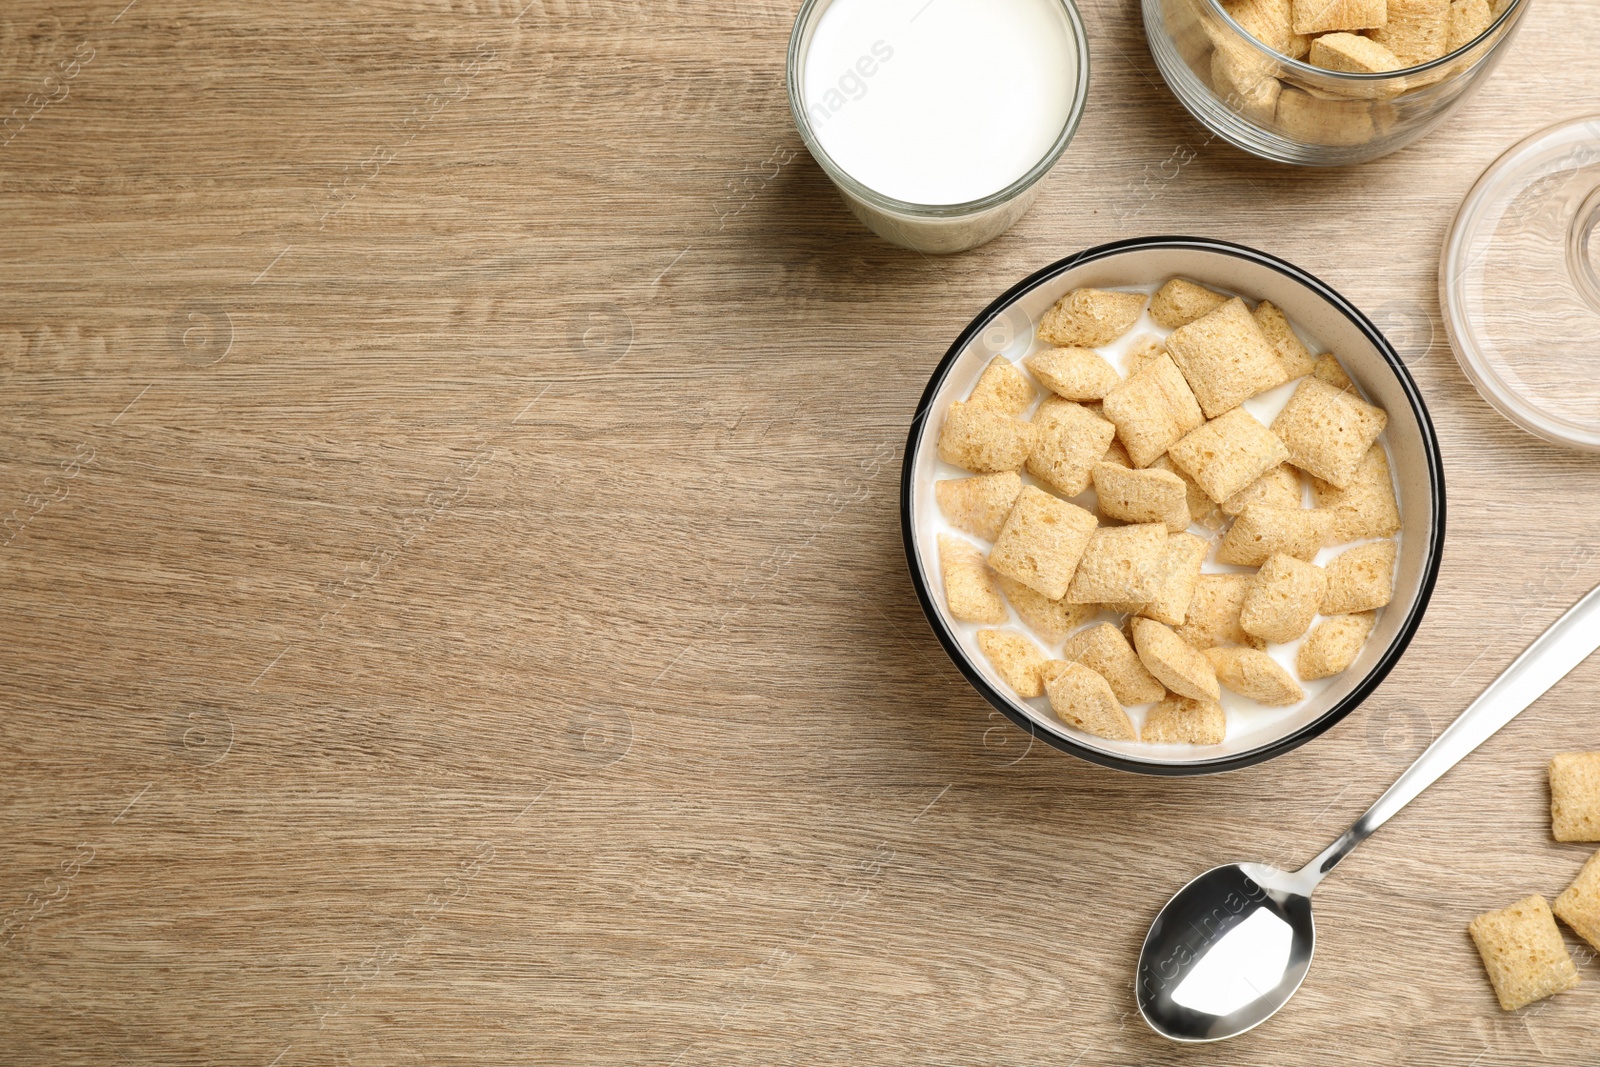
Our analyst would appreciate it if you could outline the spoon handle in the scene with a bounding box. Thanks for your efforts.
[1299,580,1600,887]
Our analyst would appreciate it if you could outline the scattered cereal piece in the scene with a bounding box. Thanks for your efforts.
[1223,464,1303,517]
[1152,455,1224,529]
[1553,851,1600,954]
[1311,445,1401,541]
[968,356,1036,415]
[1275,88,1378,147]
[1321,540,1397,614]
[1166,298,1289,418]
[1028,397,1118,497]
[1216,504,1333,565]
[1550,752,1600,843]
[988,486,1099,600]
[1062,622,1167,705]
[1310,31,1405,71]
[1092,462,1191,532]
[1291,0,1388,34]
[1240,553,1327,643]
[1101,437,1133,468]
[997,576,1096,644]
[1150,278,1231,329]
[1124,335,1168,378]
[1045,661,1139,741]
[1271,376,1388,488]
[1448,0,1493,50]
[1297,612,1377,679]
[1101,354,1206,468]
[1253,301,1316,380]
[1223,0,1313,57]
[1204,646,1305,705]
[1167,407,1292,504]
[1468,896,1581,1012]
[1139,533,1210,627]
[1038,288,1148,348]
[939,533,1008,624]
[1312,352,1355,389]
[1370,0,1450,66]
[1131,618,1221,701]
[1177,574,1266,650]
[1142,694,1227,745]
[977,629,1052,698]
[938,400,1037,473]
[935,472,1022,542]
[1067,524,1170,605]
[1026,347,1122,402]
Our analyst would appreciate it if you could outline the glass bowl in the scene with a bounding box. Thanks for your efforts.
[900,237,1446,775]
[1142,0,1532,166]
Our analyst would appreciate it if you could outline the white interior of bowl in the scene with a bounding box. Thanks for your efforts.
[908,244,1438,769]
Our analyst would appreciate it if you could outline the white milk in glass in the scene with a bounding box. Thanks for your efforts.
[801,0,1079,206]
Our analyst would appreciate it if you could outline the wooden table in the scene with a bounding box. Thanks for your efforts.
[3,1,1598,1062]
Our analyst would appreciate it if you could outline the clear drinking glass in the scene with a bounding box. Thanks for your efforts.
[1143,0,1532,166]
[786,0,1090,255]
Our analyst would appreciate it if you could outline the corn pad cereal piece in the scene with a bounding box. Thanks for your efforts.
[1212,48,1282,125]
[1101,438,1133,469]
[1370,0,1450,65]
[1276,88,1377,147]
[1312,352,1354,389]
[1092,462,1190,533]
[1310,31,1405,71]
[1027,397,1117,497]
[1223,464,1303,518]
[977,630,1051,699]
[1138,533,1210,627]
[938,400,1037,473]
[996,576,1095,645]
[1321,540,1397,614]
[1468,896,1580,1012]
[1152,455,1224,530]
[1217,504,1333,565]
[1297,612,1376,679]
[1252,301,1316,380]
[1025,347,1122,402]
[1448,0,1493,49]
[1149,278,1231,329]
[1061,623,1167,705]
[1311,445,1401,541]
[935,472,1022,542]
[1142,695,1227,745]
[1165,298,1289,418]
[988,486,1099,600]
[1066,524,1170,605]
[1123,336,1168,378]
[1101,355,1205,468]
[1176,573,1266,650]
[1131,618,1221,701]
[969,356,1036,415]
[1554,851,1600,953]
[1550,752,1600,842]
[1167,408,1292,504]
[1204,646,1305,705]
[939,533,1007,624]
[1044,661,1138,741]
[1038,288,1148,348]
[1292,0,1388,33]
[1240,553,1327,643]
[1223,0,1313,57]
[1271,376,1388,487]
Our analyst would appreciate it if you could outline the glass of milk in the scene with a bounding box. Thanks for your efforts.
[787,0,1089,255]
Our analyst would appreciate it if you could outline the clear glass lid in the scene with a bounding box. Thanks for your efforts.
[1442,116,1600,450]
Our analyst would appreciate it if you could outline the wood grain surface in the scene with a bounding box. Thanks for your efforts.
[2,1,1599,1063]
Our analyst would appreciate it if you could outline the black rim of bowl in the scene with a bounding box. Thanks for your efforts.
[900,235,1447,777]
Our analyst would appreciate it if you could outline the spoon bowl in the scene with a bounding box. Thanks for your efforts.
[1136,863,1315,1042]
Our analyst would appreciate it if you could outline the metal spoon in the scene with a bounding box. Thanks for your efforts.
[1137,582,1600,1042]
